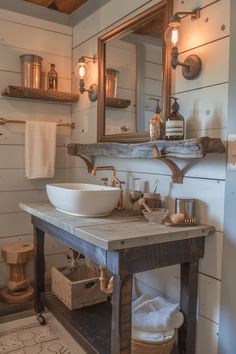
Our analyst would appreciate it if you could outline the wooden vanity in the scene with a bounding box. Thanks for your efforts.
[20,202,214,354]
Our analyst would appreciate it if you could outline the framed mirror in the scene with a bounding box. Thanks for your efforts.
[98,0,173,143]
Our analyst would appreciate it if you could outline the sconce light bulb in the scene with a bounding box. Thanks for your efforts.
[79,65,86,79]
[164,14,181,45]
[171,28,179,46]
[75,59,88,80]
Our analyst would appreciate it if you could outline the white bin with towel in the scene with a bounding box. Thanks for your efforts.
[131,295,184,354]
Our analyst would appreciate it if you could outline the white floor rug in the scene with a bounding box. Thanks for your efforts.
[0,315,76,354]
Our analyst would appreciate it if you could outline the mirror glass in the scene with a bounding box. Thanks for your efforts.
[98,2,171,142]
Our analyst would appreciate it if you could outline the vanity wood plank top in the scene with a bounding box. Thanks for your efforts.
[20,202,214,251]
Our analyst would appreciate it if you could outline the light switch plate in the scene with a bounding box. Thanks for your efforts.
[227,134,236,170]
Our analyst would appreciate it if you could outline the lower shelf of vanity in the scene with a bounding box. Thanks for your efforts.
[41,291,112,354]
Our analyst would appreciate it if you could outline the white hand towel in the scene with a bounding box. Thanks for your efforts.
[132,295,184,332]
[25,121,57,179]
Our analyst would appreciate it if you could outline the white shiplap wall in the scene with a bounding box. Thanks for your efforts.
[71,0,229,353]
[0,9,74,285]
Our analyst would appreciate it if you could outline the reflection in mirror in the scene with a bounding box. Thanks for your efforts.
[98,1,172,142]
[105,14,164,136]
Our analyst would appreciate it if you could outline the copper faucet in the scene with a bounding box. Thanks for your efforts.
[91,166,125,209]
[91,166,116,184]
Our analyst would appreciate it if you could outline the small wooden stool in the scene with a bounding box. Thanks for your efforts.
[0,242,34,304]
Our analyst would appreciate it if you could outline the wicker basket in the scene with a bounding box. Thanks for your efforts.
[131,332,176,354]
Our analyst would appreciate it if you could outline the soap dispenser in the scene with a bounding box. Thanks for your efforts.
[149,98,164,141]
[165,97,184,140]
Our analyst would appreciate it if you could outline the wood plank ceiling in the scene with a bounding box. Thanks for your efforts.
[134,11,165,39]
[24,0,88,15]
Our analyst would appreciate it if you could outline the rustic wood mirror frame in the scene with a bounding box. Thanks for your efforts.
[97,0,173,143]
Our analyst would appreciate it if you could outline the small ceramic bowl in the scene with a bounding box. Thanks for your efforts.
[142,208,169,224]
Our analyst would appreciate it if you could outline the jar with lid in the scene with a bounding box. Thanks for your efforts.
[20,54,43,89]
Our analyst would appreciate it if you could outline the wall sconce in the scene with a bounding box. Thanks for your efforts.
[75,56,98,102]
[165,8,202,80]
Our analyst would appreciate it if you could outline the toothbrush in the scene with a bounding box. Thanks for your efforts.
[153,179,159,194]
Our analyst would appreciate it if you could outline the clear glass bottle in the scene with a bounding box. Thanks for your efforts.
[165,97,184,140]
[149,98,164,141]
[47,64,58,90]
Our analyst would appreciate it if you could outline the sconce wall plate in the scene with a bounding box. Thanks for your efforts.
[182,54,202,80]
[88,83,98,102]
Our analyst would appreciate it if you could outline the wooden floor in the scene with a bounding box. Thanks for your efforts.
[0,298,34,318]
[0,300,34,325]
[42,292,112,354]
[0,283,45,321]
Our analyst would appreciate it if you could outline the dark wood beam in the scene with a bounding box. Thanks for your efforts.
[24,0,88,14]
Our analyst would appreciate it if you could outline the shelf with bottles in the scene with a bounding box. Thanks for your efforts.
[1,85,79,103]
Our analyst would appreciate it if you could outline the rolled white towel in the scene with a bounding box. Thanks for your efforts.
[132,294,151,309]
[132,295,184,332]
[132,328,175,343]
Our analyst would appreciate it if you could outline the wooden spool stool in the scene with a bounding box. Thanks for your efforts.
[0,242,34,304]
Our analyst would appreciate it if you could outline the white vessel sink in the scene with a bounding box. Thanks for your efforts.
[46,183,121,217]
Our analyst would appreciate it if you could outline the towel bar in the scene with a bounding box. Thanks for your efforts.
[0,117,75,129]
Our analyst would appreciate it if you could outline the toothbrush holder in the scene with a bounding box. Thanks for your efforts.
[143,193,161,210]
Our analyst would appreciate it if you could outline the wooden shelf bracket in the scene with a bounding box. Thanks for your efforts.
[152,145,183,184]
[67,144,94,173]
[78,155,94,173]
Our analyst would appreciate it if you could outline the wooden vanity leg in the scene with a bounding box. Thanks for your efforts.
[111,274,133,354]
[179,261,199,354]
[33,226,45,314]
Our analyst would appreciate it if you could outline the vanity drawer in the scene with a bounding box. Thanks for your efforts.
[51,265,107,310]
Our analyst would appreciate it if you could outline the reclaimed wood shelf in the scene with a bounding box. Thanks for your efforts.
[68,137,225,159]
[1,86,79,103]
[41,291,111,354]
[106,97,131,109]
[67,137,225,184]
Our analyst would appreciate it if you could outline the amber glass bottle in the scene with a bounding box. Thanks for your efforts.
[149,99,164,141]
[47,64,58,90]
[165,97,184,140]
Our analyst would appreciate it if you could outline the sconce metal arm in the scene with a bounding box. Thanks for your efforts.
[79,55,97,63]
[171,46,202,80]
[171,47,189,70]
[152,145,183,184]
[174,8,200,20]
[79,80,98,102]
[79,82,95,94]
